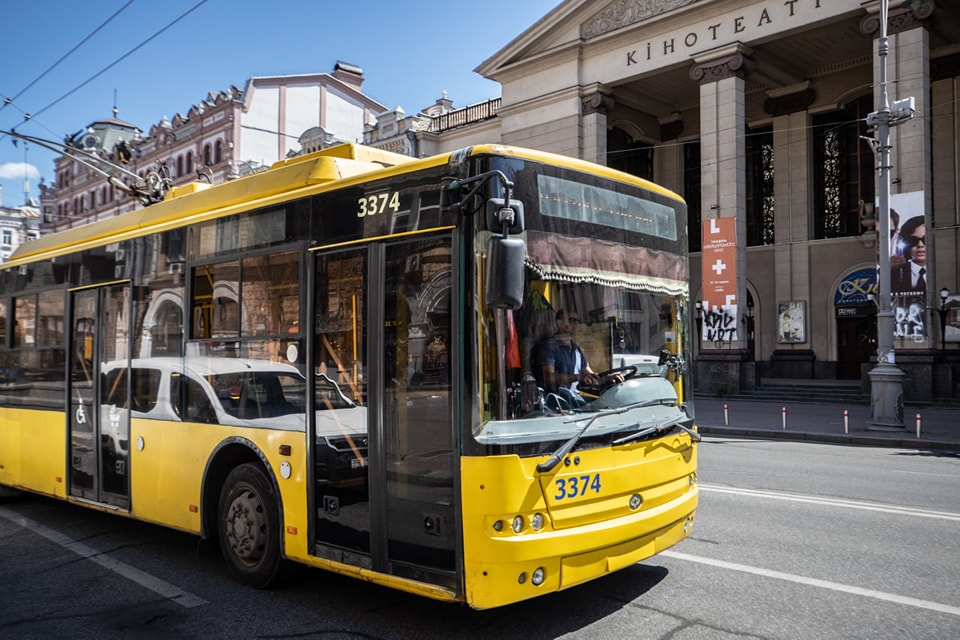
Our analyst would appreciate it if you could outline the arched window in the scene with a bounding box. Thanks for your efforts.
[203,144,212,166]
[214,139,223,164]
[177,155,184,177]
[186,154,193,174]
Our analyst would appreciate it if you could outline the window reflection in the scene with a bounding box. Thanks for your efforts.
[384,238,454,572]
[189,251,300,365]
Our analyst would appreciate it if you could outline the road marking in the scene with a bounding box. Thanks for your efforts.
[661,550,960,618]
[699,483,960,522]
[0,506,206,608]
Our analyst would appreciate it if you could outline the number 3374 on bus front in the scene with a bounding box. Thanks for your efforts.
[357,191,400,217]
[554,473,602,501]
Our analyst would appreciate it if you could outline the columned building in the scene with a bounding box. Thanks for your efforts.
[441,0,959,403]
[40,62,386,233]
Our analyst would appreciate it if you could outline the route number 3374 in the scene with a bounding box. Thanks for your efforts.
[357,191,401,217]
[554,473,602,501]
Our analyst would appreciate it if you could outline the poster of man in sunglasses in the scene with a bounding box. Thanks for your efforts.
[888,191,927,339]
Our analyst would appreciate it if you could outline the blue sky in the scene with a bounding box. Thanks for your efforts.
[0,0,560,206]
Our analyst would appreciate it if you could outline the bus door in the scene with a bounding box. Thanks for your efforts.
[68,284,130,508]
[312,238,455,588]
[381,238,455,585]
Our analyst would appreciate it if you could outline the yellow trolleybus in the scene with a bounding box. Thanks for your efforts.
[0,142,698,609]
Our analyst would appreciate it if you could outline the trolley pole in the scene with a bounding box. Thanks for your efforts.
[866,0,913,430]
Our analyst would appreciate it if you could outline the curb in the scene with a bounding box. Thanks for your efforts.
[697,426,960,452]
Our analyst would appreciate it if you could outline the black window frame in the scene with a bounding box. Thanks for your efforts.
[813,95,875,239]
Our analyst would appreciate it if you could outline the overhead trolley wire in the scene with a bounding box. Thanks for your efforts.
[1,0,210,145]
[23,0,210,123]
[0,0,137,115]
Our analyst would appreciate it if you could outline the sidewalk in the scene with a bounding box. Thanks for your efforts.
[693,395,960,451]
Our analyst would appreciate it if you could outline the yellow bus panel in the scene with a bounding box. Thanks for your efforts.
[0,409,67,499]
[459,434,697,609]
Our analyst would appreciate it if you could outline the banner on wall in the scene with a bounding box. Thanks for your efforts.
[700,217,738,343]
[887,191,927,340]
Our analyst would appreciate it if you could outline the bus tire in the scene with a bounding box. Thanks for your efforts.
[218,463,285,588]
[0,485,22,500]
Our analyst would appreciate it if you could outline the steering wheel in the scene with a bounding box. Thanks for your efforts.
[579,365,638,396]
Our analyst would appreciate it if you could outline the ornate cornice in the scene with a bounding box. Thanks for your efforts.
[689,51,753,85]
[859,0,935,36]
[581,0,701,40]
[582,92,615,115]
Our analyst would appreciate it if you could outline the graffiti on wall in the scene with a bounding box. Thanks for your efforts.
[893,294,926,340]
[702,304,738,343]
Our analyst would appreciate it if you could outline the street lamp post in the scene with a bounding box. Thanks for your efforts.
[865,0,913,430]
[934,287,951,350]
[741,297,755,358]
[695,300,703,344]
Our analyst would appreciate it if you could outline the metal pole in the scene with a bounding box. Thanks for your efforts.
[867,0,906,430]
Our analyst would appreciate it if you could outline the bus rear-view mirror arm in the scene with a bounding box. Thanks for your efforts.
[443,169,527,309]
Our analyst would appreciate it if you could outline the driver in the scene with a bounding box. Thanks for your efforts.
[537,309,623,400]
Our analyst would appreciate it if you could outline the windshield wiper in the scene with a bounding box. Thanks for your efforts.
[536,399,665,473]
[612,416,701,446]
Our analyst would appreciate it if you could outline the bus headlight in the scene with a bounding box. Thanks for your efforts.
[531,567,546,586]
[530,513,544,531]
[512,515,524,533]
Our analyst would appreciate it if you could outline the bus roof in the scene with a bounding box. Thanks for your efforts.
[4,143,417,267]
[4,143,683,268]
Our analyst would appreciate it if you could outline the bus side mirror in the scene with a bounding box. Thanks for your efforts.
[485,198,524,233]
[485,235,525,309]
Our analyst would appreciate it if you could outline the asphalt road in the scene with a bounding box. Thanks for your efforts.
[1,436,958,639]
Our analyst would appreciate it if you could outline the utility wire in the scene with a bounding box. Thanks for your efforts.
[0,0,137,114]
[23,0,210,123]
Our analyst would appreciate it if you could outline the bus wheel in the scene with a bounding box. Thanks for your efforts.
[218,463,284,588]
[0,485,22,500]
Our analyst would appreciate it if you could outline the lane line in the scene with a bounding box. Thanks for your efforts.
[661,550,960,618]
[699,483,960,522]
[0,505,206,608]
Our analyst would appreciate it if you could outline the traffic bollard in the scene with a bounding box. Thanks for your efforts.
[782,407,787,430]
[724,404,729,426]
[844,409,848,434]
[916,413,921,438]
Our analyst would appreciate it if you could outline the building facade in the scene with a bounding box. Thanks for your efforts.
[0,199,40,264]
[426,0,959,404]
[40,62,386,233]
[363,94,502,157]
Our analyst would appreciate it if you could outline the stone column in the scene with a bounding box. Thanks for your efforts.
[768,87,816,374]
[690,45,749,351]
[581,86,613,166]
[688,44,751,395]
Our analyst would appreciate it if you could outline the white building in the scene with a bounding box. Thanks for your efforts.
[0,196,40,264]
[41,62,386,232]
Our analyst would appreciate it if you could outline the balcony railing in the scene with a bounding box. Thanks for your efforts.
[429,98,501,132]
